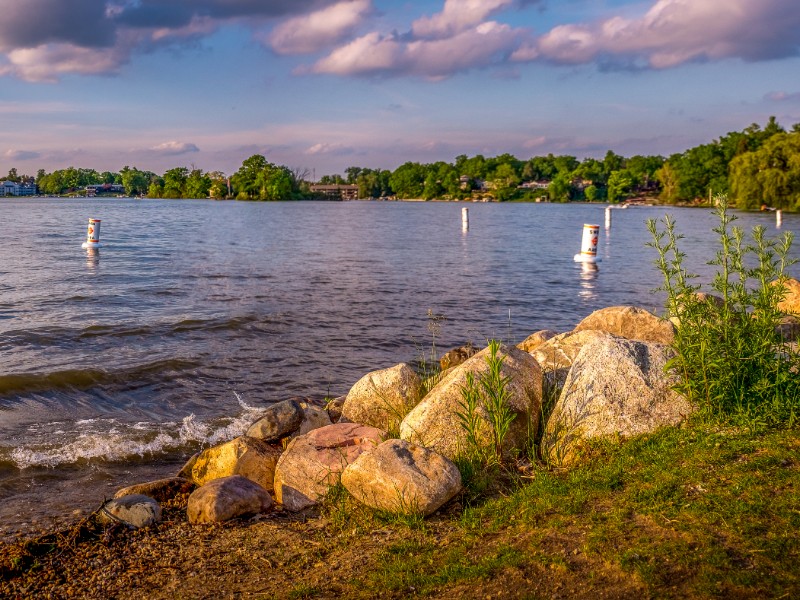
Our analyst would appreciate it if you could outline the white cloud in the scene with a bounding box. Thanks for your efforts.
[305,142,354,155]
[310,21,523,78]
[521,0,800,69]
[268,0,372,55]
[151,141,200,155]
[1,43,132,82]
[411,0,514,40]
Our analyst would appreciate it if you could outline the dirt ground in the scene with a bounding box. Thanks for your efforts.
[1,495,649,600]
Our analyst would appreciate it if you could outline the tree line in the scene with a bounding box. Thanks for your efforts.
[4,117,800,209]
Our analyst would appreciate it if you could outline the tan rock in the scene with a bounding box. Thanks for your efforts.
[294,401,333,436]
[190,436,282,492]
[341,363,421,431]
[516,330,558,353]
[187,475,272,524]
[325,396,346,423]
[542,336,693,467]
[342,439,461,516]
[114,477,194,503]
[399,343,542,461]
[774,277,800,315]
[574,305,675,345]
[273,423,386,511]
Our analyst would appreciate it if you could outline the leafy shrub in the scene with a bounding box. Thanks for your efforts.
[647,196,800,428]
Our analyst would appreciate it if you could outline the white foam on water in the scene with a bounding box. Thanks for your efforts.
[8,392,270,469]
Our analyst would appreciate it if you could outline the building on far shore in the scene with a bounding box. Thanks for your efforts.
[1,180,37,196]
[309,184,359,200]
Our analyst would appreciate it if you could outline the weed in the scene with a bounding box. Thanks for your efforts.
[647,195,800,428]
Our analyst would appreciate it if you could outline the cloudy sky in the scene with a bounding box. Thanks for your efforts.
[1,0,799,177]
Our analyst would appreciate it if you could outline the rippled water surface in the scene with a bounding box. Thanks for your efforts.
[1,197,798,535]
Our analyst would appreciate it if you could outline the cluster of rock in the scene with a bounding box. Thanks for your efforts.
[103,282,800,530]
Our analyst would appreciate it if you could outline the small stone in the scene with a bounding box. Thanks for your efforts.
[187,475,273,524]
[246,399,305,442]
[98,494,161,528]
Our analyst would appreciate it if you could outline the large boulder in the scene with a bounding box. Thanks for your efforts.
[98,494,161,528]
[341,363,421,431]
[188,436,282,492]
[399,344,542,461]
[342,439,462,516]
[531,330,616,393]
[516,330,558,354]
[574,305,675,345]
[114,477,194,503]
[774,277,800,315]
[187,475,273,524]
[542,336,694,467]
[273,423,386,512]
[246,399,304,442]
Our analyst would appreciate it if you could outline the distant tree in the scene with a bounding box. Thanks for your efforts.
[730,131,800,210]
[389,162,426,199]
[120,166,152,196]
[6,168,19,182]
[584,184,598,201]
[185,168,211,199]
[548,173,572,202]
[162,167,188,199]
[607,170,632,203]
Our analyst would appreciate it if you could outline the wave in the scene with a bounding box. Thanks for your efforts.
[0,359,199,396]
[4,392,269,469]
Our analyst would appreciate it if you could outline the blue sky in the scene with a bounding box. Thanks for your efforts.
[1,0,799,178]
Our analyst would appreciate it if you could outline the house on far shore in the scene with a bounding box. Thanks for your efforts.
[309,184,359,200]
[1,180,37,196]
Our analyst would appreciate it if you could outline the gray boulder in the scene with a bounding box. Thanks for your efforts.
[342,439,461,516]
[542,336,693,467]
[531,330,616,394]
[99,494,161,528]
[187,475,273,524]
[246,399,305,442]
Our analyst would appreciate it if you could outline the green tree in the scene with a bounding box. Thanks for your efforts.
[162,167,188,199]
[389,162,426,199]
[548,173,572,202]
[185,168,211,199]
[730,132,800,210]
[607,170,632,203]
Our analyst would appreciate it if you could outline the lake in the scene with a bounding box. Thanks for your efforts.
[1,197,797,536]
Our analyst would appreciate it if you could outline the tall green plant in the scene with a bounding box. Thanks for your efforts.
[647,196,800,427]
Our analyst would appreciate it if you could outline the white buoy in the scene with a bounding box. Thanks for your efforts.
[462,207,469,230]
[574,223,601,263]
[777,210,783,227]
[81,218,102,249]
[605,206,612,229]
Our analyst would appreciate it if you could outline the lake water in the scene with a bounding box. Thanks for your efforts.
[1,197,798,536]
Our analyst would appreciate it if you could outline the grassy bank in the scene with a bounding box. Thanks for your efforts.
[3,421,798,599]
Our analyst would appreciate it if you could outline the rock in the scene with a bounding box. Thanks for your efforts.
[542,336,694,467]
[774,277,800,315]
[187,475,273,524]
[341,363,421,431]
[98,494,161,528]
[342,439,461,516]
[439,343,478,371]
[246,399,304,442]
[531,330,616,394]
[668,292,725,328]
[399,343,542,461]
[190,436,282,492]
[776,314,800,342]
[574,305,675,345]
[177,452,199,479]
[325,396,346,423]
[114,477,195,503]
[516,330,558,353]
[293,401,333,436]
[273,423,385,512]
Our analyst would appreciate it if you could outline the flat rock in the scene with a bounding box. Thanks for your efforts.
[187,475,273,524]
[574,305,675,345]
[542,336,693,467]
[341,363,421,431]
[274,423,385,512]
[246,399,304,442]
[342,439,462,516]
[99,494,161,528]
[399,343,542,461]
[114,477,195,503]
[189,436,282,492]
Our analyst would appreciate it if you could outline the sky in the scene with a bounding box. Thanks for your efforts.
[1,0,800,178]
